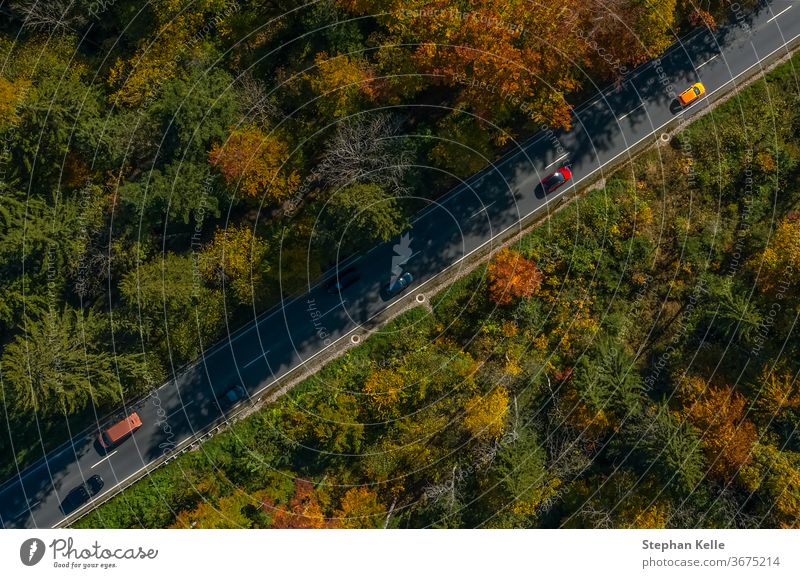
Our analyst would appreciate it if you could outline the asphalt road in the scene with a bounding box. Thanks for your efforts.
[2,0,800,529]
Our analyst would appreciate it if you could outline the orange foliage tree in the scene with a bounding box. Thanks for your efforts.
[486,248,542,305]
[208,126,299,202]
[338,0,583,127]
[685,386,757,481]
[262,479,337,529]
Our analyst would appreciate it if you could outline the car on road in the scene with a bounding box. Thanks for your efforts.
[217,383,247,409]
[387,271,413,295]
[59,475,104,515]
[540,166,572,194]
[98,412,142,451]
[678,82,705,106]
[325,266,361,294]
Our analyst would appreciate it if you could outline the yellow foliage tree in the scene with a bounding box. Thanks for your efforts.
[740,444,800,528]
[208,126,300,201]
[308,52,377,118]
[463,385,509,440]
[334,487,385,528]
[171,491,254,528]
[200,224,269,303]
[755,215,800,294]
[685,386,757,481]
[754,366,800,418]
[363,368,404,416]
[0,76,30,127]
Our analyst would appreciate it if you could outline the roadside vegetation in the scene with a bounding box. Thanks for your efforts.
[78,45,800,528]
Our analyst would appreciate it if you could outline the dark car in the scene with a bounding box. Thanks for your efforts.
[325,266,361,294]
[540,166,573,193]
[60,475,104,515]
[217,383,247,409]
[387,271,413,295]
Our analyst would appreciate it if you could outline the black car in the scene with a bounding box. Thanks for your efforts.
[387,271,413,295]
[325,266,361,294]
[60,475,104,515]
[217,383,247,409]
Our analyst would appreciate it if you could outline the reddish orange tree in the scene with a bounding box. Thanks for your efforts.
[209,126,299,202]
[486,248,542,305]
[262,480,337,529]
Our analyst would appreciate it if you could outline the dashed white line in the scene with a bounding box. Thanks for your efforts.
[545,153,569,169]
[469,201,496,219]
[11,500,40,520]
[617,102,645,120]
[166,400,194,419]
[244,350,270,369]
[768,5,792,23]
[697,54,719,69]
[90,450,117,469]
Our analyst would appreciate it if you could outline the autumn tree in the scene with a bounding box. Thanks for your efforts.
[363,367,405,416]
[0,76,30,128]
[684,386,757,481]
[208,126,300,202]
[740,444,800,528]
[334,487,386,528]
[341,0,584,127]
[307,51,378,118]
[754,215,800,294]
[486,248,542,305]
[262,479,336,529]
[578,0,677,78]
[753,366,800,421]
[199,225,270,304]
[463,385,510,440]
[172,491,254,529]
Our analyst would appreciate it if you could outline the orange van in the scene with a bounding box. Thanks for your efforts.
[98,412,142,450]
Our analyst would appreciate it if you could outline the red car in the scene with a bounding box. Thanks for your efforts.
[541,166,572,193]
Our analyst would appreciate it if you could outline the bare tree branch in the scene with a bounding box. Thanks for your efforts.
[316,114,413,196]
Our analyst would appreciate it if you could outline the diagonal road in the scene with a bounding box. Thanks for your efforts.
[2,0,799,528]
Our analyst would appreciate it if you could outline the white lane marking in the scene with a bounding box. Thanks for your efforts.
[244,351,270,369]
[166,400,194,420]
[768,5,792,23]
[321,299,348,319]
[545,153,569,169]
[697,54,719,69]
[56,29,800,530]
[90,450,117,469]
[469,201,496,219]
[617,102,645,120]
[11,500,41,521]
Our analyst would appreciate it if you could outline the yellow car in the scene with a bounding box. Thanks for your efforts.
[678,82,705,106]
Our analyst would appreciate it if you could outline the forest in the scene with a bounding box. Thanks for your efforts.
[3,0,793,529]
[78,38,800,528]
